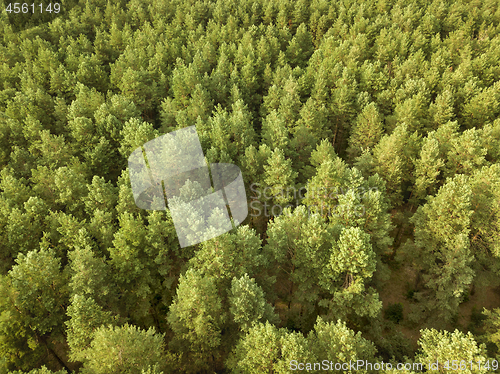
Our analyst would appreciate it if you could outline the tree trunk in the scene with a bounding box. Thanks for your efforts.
[39,334,72,373]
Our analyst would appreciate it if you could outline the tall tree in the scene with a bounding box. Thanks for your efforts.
[406,175,475,323]
[415,329,489,373]
[263,148,298,207]
[226,321,313,374]
[78,324,170,374]
[347,102,384,160]
[167,269,226,373]
[370,123,421,207]
[228,273,279,332]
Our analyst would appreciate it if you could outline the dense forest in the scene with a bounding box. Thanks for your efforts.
[1,0,500,372]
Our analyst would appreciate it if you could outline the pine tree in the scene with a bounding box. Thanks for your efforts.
[8,247,69,337]
[483,308,500,354]
[226,322,313,374]
[261,110,290,151]
[318,226,382,322]
[65,295,116,362]
[264,206,332,329]
[263,148,298,207]
[167,269,226,373]
[308,317,377,369]
[78,324,170,374]
[0,246,71,371]
[0,274,45,371]
[428,89,455,129]
[85,176,119,249]
[68,228,116,307]
[347,102,384,160]
[188,226,266,285]
[109,212,156,323]
[446,128,488,177]
[277,75,302,129]
[239,144,272,187]
[415,329,488,373]
[408,175,475,323]
[412,136,445,202]
[371,123,421,207]
[480,119,500,163]
[229,274,279,332]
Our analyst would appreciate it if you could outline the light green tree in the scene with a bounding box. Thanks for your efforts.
[65,295,116,362]
[78,324,170,374]
[347,102,384,160]
[8,367,68,374]
[408,175,475,323]
[226,322,313,374]
[167,269,226,373]
[263,148,298,206]
[371,123,421,207]
[415,329,489,373]
[229,274,279,332]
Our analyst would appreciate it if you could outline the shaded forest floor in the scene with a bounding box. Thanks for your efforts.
[379,262,421,350]
[379,263,500,350]
[378,204,500,353]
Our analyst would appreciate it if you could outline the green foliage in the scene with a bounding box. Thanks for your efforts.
[229,274,279,332]
[8,247,68,336]
[8,367,67,374]
[65,295,115,362]
[228,321,315,374]
[0,275,45,371]
[369,123,421,207]
[408,175,475,323]
[308,317,377,367]
[189,225,267,285]
[78,324,169,374]
[265,206,382,329]
[384,303,404,324]
[347,102,384,160]
[1,0,500,370]
[483,308,500,353]
[263,148,298,206]
[227,317,376,373]
[416,328,489,373]
[167,269,225,372]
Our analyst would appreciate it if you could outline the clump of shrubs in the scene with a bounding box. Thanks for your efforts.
[385,303,404,324]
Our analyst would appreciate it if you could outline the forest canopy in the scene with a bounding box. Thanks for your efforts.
[1,0,500,372]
